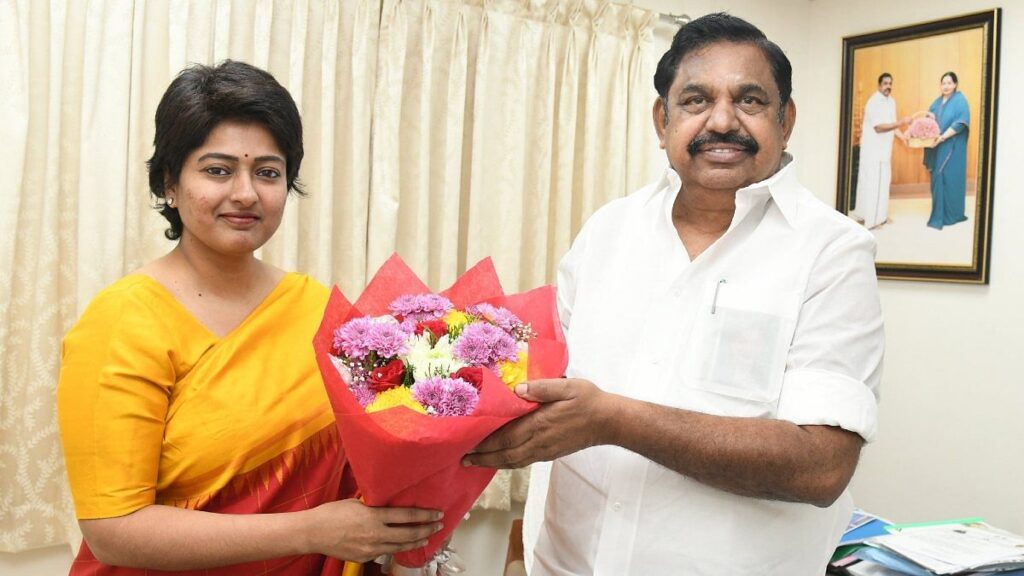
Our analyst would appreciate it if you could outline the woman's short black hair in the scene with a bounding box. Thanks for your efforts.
[653,13,793,122]
[147,60,304,240]
[942,71,959,86]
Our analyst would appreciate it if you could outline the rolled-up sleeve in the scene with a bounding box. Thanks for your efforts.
[776,227,884,442]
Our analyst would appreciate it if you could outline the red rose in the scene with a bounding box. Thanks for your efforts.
[417,319,449,339]
[368,358,406,392]
[453,366,484,390]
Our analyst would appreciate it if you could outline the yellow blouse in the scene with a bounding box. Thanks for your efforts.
[58,273,333,519]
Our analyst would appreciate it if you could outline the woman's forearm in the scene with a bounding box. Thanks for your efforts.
[80,504,313,570]
[80,499,441,570]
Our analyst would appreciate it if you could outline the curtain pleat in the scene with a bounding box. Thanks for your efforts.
[1,0,79,553]
[369,0,656,290]
[0,0,656,550]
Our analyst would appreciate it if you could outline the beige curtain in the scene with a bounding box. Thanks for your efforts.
[368,0,658,290]
[0,0,658,551]
[0,0,381,552]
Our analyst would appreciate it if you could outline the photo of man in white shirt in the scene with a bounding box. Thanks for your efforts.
[852,73,910,229]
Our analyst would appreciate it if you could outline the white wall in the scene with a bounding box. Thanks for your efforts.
[6,2,1021,574]
[802,0,1024,535]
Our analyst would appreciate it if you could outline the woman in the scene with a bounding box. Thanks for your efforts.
[923,71,971,229]
[57,61,441,575]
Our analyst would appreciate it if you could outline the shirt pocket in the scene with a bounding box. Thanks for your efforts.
[678,281,800,416]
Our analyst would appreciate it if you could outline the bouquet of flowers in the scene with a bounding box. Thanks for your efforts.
[313,254,567,570]
[331,296,535,418]
[907,113,941,148]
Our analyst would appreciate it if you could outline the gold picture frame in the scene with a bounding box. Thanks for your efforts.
[836,9,1000,283]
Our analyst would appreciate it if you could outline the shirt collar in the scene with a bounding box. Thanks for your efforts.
[738,152,800,226]
[650,152,801,227]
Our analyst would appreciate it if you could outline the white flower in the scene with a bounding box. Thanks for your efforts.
[405,334,467,382]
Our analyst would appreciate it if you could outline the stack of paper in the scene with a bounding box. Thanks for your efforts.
[867,522,1024,574]
[829,513,1024,576]
[830,510,894,574]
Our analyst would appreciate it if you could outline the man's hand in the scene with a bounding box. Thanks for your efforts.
[462,378,614,469]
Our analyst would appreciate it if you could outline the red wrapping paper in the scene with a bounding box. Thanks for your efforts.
[313,254,567,567]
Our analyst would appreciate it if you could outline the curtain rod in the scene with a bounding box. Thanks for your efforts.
[657,12,691,27]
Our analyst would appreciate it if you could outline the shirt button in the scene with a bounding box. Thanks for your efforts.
[611,502,623,512]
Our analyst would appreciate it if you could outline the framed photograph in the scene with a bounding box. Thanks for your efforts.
[836,10,1001,283]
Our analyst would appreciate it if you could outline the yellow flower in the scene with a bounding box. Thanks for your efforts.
[366,386,427,414]
[444,309,470,330]
[499,350,529,390]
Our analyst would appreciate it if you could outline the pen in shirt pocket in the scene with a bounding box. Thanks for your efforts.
[711,278,727,314]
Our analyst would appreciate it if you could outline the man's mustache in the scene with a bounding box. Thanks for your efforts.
[687,132,759,156]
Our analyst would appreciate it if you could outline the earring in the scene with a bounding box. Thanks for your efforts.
[166,197,175,208]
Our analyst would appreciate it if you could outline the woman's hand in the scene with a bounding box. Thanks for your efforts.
[303,499,443,563]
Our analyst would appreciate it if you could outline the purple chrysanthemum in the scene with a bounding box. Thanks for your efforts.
[333,317,410,359]
[452,322,519,367]
[466,303,521,333]
[411,377,480,417]
[412,378,445,407]
[351,383,377,408]
[399,318,418,334]
[389,294,454,322]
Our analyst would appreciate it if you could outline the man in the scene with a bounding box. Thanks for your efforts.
[465,13,884,575]
[851,73,910,229]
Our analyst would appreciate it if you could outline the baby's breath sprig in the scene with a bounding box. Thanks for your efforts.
[511,323,537,343]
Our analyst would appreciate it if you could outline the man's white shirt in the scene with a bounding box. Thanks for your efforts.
[853,91,898,228]
[527,156,884,575]
[861,91,898,161]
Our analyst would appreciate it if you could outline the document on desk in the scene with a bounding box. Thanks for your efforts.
[848,510,878,532]
[869,522,1024,574]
